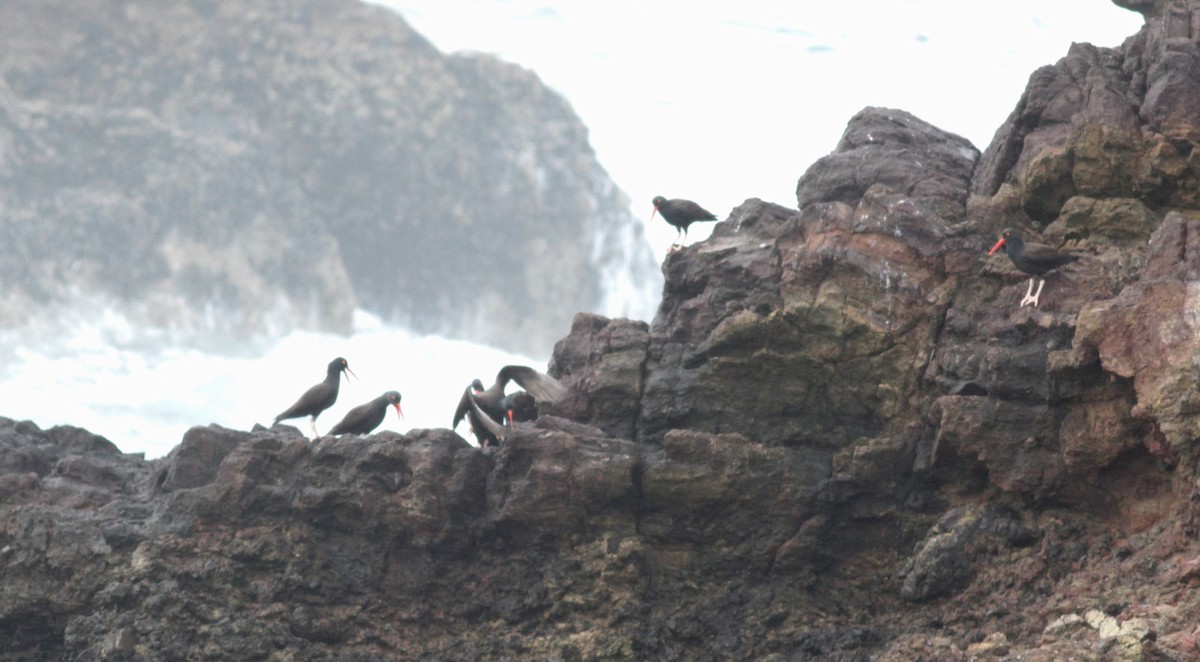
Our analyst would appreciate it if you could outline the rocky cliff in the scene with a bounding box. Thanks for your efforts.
[0,0,657,356]
[6,1,1200,659]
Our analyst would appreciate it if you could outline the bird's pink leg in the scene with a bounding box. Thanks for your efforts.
[1021,279,1046,307]
[1018,279,1035,307]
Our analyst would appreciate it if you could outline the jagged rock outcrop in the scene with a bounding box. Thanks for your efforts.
[11,1,1200,659]
[0,0,657,355]
[0,418,838,659]
[552,0,1200,655]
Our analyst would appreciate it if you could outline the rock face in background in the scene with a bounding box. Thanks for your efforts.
[12,1,1200,659]
[0,0,657,356]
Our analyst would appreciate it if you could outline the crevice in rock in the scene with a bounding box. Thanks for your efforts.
[0,611,66,661]
[629,453,646,536]
[630,330,653,444]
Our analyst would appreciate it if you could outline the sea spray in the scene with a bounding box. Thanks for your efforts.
[0,309,537,458]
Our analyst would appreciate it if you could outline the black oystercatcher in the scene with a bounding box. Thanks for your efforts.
[453,365,568,447]
[988,228,1077,307]
[329,391,403,436]
[503,391,539,424]
[453,379,499,447]
[652,195,717,248]
[462,391,509,446]
[458,390,540,447]
[273,357,356,437]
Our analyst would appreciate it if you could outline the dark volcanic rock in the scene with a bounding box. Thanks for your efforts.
[0,0,656,355]
[154,424,247,492]
[972,8,1200,219]
[617,107,978,477]
[899,504,1039,602]
[535,2,1200,657]
[547,313,650,440]
[0,418,846,659]
[1076,212,1200,457]
[797,107,979,221]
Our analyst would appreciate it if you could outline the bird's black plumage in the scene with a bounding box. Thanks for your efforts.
[503,391,538,424]
[652,195,717,244]
[988,228,1078,307]
[273,357,356,436]
[329,390,403,436]
[462,391,508,446]
[989,228,1077,276]
[453,379,499,447]
[453,365,568,447]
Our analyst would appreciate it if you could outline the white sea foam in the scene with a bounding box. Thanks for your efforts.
[0,309,539,459]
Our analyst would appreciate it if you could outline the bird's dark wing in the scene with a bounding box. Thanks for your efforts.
[497,365,568,402]
[671,198,717,220]
[329,400,375,435]
[274,381,330,422]
[468,394,508,442]
[1023,243,1078,270]
[453,386,476,428]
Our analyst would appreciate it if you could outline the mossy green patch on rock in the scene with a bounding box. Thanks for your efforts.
[1020,145,1076,222]
[1071,123,1144,198]
[1044,196,1159,244]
